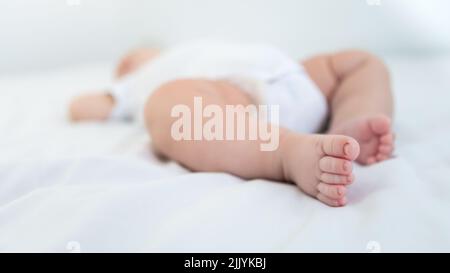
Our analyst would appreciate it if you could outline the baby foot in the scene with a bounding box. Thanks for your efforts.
[329,115,395,165]
[281,134,360,207]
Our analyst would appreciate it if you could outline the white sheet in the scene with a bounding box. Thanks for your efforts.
[0,56,449,253]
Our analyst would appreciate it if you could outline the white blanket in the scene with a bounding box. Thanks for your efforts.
[0,56,449,253]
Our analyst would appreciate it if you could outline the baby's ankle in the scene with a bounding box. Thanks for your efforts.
[277,130,300,182]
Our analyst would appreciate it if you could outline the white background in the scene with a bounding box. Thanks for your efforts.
[1,0,450,74]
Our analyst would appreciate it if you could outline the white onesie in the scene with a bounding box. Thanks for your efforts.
[109,41,328,134]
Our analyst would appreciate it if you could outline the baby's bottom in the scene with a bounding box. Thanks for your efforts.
[145,50,395,207]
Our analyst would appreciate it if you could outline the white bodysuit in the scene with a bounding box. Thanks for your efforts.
[109,41,328,133]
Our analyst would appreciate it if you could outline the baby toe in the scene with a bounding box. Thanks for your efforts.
[369,115,392,135]
[317,183,347,199]
[320,135,360,160]
[317,193,347,207]
[376,153,390,162]
[366,156,377,165]
[380,133,395,145]
[378,144,394,155]
[320,173,353,185]
[319,156,353,175]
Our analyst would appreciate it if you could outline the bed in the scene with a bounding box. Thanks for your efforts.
[1,56,449,252]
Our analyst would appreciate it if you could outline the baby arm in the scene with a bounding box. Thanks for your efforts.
[69,47,160,122]
[69,92,115,122]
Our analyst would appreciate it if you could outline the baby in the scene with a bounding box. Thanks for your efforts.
[70,42,395,207]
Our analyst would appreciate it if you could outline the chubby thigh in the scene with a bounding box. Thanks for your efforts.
[144,78,259,145]
[144,78,285,179]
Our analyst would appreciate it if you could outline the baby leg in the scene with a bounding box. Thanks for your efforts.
[304,50,395,165]
[145,79,360,207]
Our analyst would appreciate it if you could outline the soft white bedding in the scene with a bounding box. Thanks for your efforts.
[0,56,449,253]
